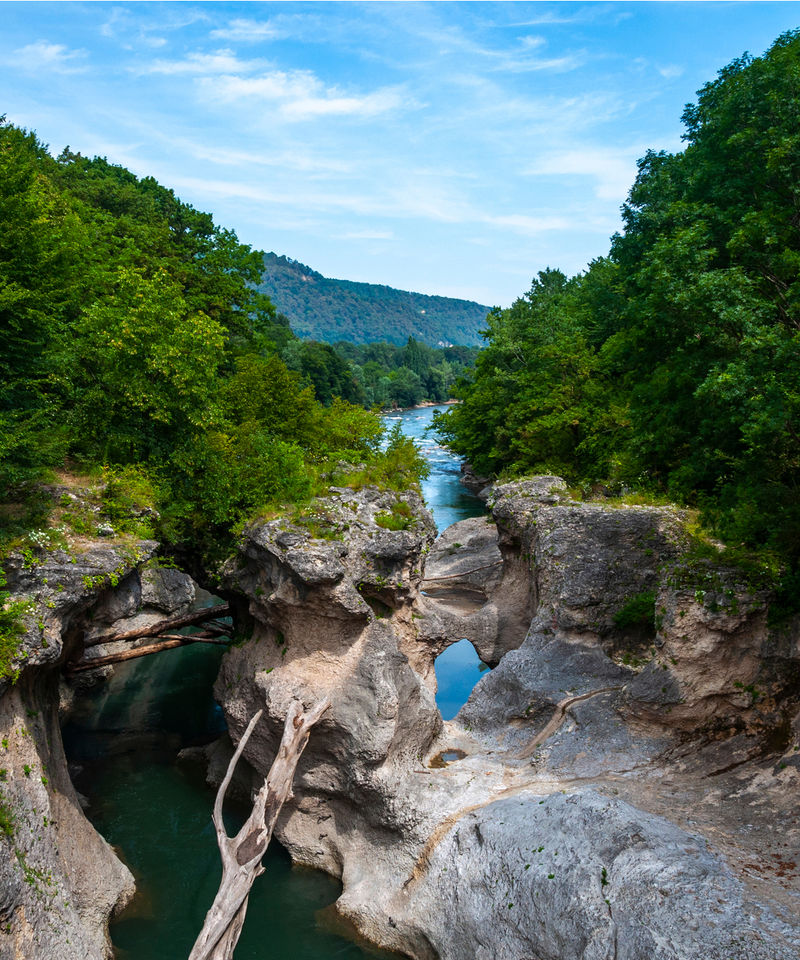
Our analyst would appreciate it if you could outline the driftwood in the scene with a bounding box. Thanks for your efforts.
[188,698,331,960]
[84,602,231,648]
[68,633,230,672]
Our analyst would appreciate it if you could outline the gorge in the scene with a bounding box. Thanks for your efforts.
[1,406,798,960]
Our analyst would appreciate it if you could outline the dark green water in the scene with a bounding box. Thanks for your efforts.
[63,644,399,960]
[63,405,486,959]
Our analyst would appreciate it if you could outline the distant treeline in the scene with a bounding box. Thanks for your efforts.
[280,337,479,409]
[257,252,489,347]
[436,32,800,593]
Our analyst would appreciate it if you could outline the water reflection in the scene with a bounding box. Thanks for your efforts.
[433,639,489,721]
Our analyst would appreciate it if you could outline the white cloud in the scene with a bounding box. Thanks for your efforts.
[658,64,684,79]
[7,40,88,74]
[523,145,645,201]
[210,18,285,42]
[339,230,394,241]
[182,141,353,174]
[201,69,409,120]
[137,50,263,76]
[141,36,167,50]
[483,213,572,235]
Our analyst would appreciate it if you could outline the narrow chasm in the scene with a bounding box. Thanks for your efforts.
[61,603,406,960]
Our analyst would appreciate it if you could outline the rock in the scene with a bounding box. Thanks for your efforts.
[0,538,163,960]
[140,566,196,613]
[210,475,800,960]
[459,462,492,499]
[400,790,799,960]
[96,522,115,537]
[626,560,781,733]
[2,541,158,685]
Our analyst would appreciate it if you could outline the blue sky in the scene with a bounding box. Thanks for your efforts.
[2,2,799,306]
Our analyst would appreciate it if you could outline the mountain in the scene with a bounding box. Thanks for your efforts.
[256,253,490,347]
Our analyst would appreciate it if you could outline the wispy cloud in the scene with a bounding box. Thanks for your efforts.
[339,230,394,241]
[210,17,285,42]
[6,40,88,74]
[524,145,646,201]
[483,213,572,235]
[168,137,353,175]
[201,69,410,120]
[512,5,632,27]
[136,49,264,76]
[406,19,584,74]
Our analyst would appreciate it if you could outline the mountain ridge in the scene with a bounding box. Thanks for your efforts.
[257,252,490,347]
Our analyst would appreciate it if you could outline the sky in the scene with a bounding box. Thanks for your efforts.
[2,2,800,307]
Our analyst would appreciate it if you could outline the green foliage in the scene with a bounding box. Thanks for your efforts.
[437,31,800,589]
[613,591,656,633]
[258,252,488,347]
[435,268,625,481]
[0,568,29,683]
[342,423,429,493]
[0,119,421,565]
[0,794,15,838]
[375,500,415,530]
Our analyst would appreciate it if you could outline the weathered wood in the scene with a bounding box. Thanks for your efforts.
[84,602,231,648]
[68,634,230,672]
[188,698,331,960]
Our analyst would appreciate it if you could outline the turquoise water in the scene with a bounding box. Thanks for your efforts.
[382,404,485,533]
[63,405,487,959]
[382,406,489,720]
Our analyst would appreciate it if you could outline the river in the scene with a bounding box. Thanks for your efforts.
[63,404,486,959]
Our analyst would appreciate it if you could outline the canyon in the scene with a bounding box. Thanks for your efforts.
[1,470,799,959]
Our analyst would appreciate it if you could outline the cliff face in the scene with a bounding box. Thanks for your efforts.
[0,536,196,960]
[214,477,800,960]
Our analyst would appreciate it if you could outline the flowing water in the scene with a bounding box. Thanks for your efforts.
[63,404,487,959]
[383,404,489,719]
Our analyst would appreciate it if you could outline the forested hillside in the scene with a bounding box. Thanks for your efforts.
[0,120,426,560]
[436,31,800,595]
[257,252,489,346]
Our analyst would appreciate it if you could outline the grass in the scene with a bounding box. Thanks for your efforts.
[0,568,31,683]
[375,501,415,531]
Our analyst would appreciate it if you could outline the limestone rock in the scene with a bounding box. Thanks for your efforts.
[211,475,800,960]
[401,790,799,960]
[0,540,165,960]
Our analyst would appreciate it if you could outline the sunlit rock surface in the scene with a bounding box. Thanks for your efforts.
[214,478,800,960]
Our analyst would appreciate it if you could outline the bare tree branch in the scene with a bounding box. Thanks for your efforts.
[188,698,331,960]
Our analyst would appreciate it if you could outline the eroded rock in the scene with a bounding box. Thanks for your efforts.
[209,476,800,959]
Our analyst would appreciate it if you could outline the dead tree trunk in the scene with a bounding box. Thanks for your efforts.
[188,698,330,960]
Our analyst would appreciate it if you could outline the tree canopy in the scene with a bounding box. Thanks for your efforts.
[437,31,800,571]
[0,119,424,558]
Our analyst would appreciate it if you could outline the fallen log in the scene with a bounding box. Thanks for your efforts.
[84,602,231,648]
[188,698,331,960]
[68,633,230,672]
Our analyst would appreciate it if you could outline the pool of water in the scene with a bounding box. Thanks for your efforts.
[433,639,489,721]
[64,645,399,960]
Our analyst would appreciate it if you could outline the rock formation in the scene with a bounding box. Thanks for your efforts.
[0,529,197,959]
[213,477,800,960]
[2,472,798,959]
